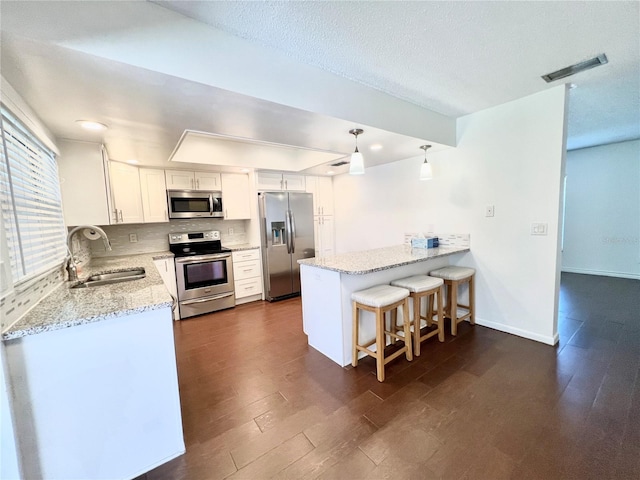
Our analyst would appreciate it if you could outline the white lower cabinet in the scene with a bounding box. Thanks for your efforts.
[314,215,335,257]
[232,249,263,304]
[153,257,179,320]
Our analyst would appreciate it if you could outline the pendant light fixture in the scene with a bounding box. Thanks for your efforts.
[349,128,365,175]
[419,145,433,181]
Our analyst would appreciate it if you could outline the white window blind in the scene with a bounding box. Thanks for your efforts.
[0,105,67,285]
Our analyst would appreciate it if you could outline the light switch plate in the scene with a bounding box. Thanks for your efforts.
[129,233,138,243]
[531,223,548,235]
[485,205,495,217]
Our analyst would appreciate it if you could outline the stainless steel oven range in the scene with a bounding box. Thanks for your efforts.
[169,230,235,319]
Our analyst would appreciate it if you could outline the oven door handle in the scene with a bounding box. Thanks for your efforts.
[180,292,234,305]
[175,254,231,264]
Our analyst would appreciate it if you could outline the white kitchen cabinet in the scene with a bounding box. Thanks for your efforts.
[153,257,179,320]
[221,173,251,219]
[232,248,263,304]
[165,170,221,190]
[57,140,112,226]
[140,168,169,223]
[256,172,306,191]
[305,175,334,216]
[109,161,144,224]
[314,215,335,257]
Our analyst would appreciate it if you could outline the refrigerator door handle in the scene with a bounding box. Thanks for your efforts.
[290,210,296,253]
[285,209,292,254]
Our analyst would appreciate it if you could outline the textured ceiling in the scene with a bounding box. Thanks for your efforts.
[156,0,640,149]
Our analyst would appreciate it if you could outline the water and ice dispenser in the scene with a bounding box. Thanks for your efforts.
[271,221,285,245]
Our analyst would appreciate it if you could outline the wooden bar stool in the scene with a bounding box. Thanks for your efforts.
[390,275,445,356]
[352,285,412,382]
[429,266,476,335]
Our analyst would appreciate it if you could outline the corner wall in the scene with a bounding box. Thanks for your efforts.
[333,86,568,344]
[562,140,640,280]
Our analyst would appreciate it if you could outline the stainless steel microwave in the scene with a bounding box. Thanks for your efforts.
[167,190,224,219]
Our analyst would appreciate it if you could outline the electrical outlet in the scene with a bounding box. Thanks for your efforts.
[228,227,234,235]
[531,223,548,235]
[129,233,138,243]
[485,205,495,217]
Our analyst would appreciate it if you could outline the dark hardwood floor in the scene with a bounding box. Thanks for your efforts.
[143,273,640,479]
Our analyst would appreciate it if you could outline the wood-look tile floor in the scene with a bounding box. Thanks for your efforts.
[143,273,640,479]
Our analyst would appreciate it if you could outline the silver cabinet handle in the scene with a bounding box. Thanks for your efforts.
[285,179,288,190]
[191,178,194,189]
[113,209,119,223]
[196,179,200,189]
[118,210,123,222]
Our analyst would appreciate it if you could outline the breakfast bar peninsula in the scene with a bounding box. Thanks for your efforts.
[298,244,470,366]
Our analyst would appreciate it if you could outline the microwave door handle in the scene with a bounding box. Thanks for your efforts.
[208,194,214,216]
[290,210,296,253]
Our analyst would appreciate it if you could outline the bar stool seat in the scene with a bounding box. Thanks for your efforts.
[429,266,476,335]
[390,275,445,356]
[352,285,412,382]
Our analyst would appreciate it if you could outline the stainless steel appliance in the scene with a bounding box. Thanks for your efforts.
[167,189,223,219]
[259,191,315,301]
[169,230,235,318]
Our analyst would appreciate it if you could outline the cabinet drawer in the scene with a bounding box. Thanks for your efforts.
[235,277,262,299]
[233,259,261,280]
[232,249,260,262]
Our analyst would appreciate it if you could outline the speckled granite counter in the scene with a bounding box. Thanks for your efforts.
[298,244,470,274]
[2,251,174,340]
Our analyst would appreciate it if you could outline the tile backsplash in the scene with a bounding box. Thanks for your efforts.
[90,219,249,257]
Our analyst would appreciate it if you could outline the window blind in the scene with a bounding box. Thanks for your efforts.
[0,106,67,285]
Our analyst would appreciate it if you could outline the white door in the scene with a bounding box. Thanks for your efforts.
[317,176,334,216]
[165,170,195,190]
[221,173,251,219]
[195,172,221,190]
[110,162,144,224]
[282,174,306,191]
[256,172,284,191]
[140,168,169,223]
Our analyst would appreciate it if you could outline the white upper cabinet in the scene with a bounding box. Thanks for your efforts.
[139,168,169,223]
[165,170,221,190]
[221,173,251,220]
[109,161,144,224]
[57,140,112,226]
[256,172,306,191]
[305,176,334,216]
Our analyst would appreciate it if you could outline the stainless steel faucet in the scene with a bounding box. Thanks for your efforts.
[66,225,112,281]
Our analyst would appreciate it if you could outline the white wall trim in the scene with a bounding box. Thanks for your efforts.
[475,318,558,346]
[561,267,640,281]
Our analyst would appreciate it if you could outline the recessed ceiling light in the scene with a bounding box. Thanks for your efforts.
[127,159,139,165]
[370,144,383,151]
[326,170,335,175]
[541,54,608,83]
[240,168,250,173]
[76,120,108,131]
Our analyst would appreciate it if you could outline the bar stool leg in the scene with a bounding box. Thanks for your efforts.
[402,299,413,361]
[450,281,459,336]
[375,307,386,382]
[352,302,359,367]
[469,276,476,325]
[413,294,422,357]
[437,285,445,342]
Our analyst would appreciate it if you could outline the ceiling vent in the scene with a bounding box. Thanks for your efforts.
[541,54,608,83]
[331,160,349,167]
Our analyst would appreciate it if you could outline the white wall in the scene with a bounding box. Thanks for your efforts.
[562,140,640,279]
[333,86,568,345]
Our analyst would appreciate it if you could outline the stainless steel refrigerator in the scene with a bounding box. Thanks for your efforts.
[259,191,315,301]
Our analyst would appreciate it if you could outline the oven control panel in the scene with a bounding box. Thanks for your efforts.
[169,230,221,244]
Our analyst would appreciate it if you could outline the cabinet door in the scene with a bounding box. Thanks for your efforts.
[221,173,251,219]
[195,172,221,190]
[305,176,321,215]
[57,140,111,226]
[139,168,169,223]
[256,172,284,191]
[317,177,334,216]
[153,258,179,320]
[165,170,195,190]
[319,215,335,256]
[109,162,144,224]
[283,174,306,191]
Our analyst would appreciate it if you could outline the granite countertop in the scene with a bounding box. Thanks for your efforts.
[2,252,175,341]
[225,243,260,251]
[298,245,470,275]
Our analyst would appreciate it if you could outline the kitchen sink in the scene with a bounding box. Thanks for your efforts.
[70,268,146,288]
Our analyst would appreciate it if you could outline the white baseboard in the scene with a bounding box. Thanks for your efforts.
[475,318,558,346]
[561,267,640,280]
